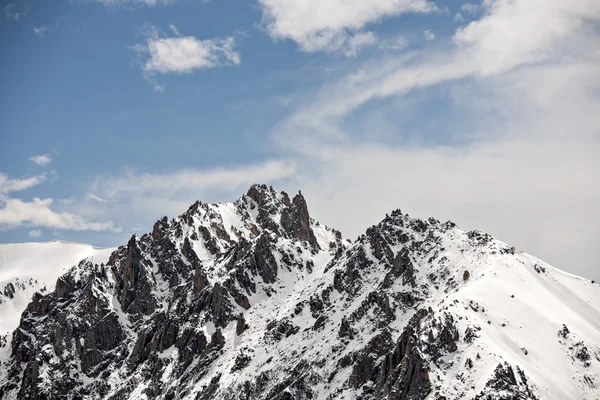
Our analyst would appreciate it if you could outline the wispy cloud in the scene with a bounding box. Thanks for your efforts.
[344,31,378,57]
[85,160,296,224]
[461,2,481,15]
[0,172,51,194]
[132,25,241,91]
[258,0,437,54]
[29,153,52,166]
[33,25,47,38]
[380,35,408,51]
[4,2,29,21]
[168,24,180,36]
[57,196,76,205]
[93,160,295,200]
[0,197,120,232]
[28,229,41,237]
[423,29,435,40]
[92,0,175,6]
[86,193,109,203]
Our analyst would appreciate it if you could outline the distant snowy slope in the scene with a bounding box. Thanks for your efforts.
[0,241,116,334]
[404,233,600,400]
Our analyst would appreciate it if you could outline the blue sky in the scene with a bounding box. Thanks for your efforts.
[0,0,599,280]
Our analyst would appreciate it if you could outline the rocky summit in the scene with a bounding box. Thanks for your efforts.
[0,184,599,400]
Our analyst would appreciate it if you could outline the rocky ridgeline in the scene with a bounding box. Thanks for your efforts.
[0,185,345,399]
[0,184,594,400]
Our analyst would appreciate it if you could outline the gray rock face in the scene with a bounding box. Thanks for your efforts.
[473,362,539,400]
[118,236,157,315]
[280,191,319,249]
[248,184,319,250]
[3,282,15,299]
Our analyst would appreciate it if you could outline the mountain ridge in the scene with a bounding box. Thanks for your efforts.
[0,184,598,400]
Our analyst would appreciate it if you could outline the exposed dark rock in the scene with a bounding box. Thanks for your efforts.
[339,316,357,339]
[264,318,299,343]
[231,351,252,373]
[533,264,546,274]
[280,191,319,249]
[3,282,15,299]
[394,248,416,287]
[249,233,279,284]
[152,216,169,241]
[236,314,248,336]
[309,294,324,317]
[464,326,479,344]
[558,324,570,339]
[196,374,221,400]
[201,283,234,328]
[312,315,328,331]
[575,345,591,365]
[474,362,539,400]
[333,246,372,296]
[119,235,156,315]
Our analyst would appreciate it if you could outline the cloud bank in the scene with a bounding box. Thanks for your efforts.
[258,0,437,54]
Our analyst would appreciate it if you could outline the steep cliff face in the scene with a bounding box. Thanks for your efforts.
[0,185,599,400]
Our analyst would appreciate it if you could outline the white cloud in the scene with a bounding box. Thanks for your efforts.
[453,0,600,76]
[258,0,437,53]
[0,197,119,232]
[132,25,240,90]
[144,36,240,73]
[33,25,46,38]
[424,29,435,40]
[57,196,76,205]
[4,2,29,21]
[344,31,378,57]
[86,193,109,203]
[168,24,180,36]
[29,153,52,166]
[28,229,41,237]
[461,2,480,15]
[454,13,465,23]
[380,35,408,51]
[93,0,174,6]
[0,172,49,194]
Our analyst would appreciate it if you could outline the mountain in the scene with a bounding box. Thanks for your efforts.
[0,241,116,336]
[0,184,599,400]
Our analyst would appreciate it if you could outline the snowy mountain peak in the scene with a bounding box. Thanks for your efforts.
[0,185,599,400]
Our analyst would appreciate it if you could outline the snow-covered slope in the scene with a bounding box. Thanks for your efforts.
[0,241,116,335]
[0,185,598,400]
